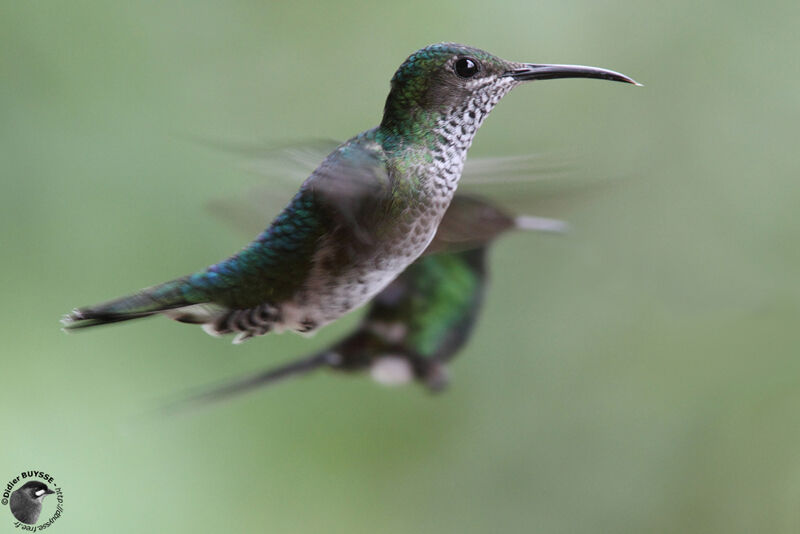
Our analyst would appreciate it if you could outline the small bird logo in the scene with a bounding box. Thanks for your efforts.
[9,481,54,525]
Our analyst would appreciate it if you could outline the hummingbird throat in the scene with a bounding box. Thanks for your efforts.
[422,77,518,197]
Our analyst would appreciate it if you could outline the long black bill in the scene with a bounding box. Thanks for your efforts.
[504,64,640,85]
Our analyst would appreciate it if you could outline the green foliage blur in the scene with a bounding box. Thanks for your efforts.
[2,1,799,532]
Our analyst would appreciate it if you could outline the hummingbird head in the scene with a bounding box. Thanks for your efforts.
[380,42,638,145]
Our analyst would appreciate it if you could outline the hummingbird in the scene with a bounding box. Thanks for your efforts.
[62,43,638,344]
[170,195,566,407]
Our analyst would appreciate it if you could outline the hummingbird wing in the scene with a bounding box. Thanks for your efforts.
[221,138,567,185]
[203,139,575,239]
[423,194,568,255]
[304,138,392,248]
[192,136,566,197]
[209,135,394,245]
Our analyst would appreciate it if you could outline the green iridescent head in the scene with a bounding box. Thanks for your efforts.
[381,43,515,132]
[380,42,639,135]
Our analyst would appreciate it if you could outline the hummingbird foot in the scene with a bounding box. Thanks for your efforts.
[197,303,281,343]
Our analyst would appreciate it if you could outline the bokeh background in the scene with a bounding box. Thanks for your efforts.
[3,1,800,532]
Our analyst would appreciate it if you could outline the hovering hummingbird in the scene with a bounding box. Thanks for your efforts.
[171,195,566,406]
[62,43,638,343]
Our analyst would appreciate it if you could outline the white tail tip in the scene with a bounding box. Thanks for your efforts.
[515,215,569,234]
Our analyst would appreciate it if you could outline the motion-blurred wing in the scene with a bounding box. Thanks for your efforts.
[201,138,580,238]
[423,194,568,255]
[305,139,392,247]
[207,138,391,241]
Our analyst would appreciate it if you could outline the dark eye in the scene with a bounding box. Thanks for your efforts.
[454,57,479,78]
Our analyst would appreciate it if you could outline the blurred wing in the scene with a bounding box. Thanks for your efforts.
[205,138,391,238]
[198,138,618,242]
[206,197,269,236]
[463,153,571,185]
[305,139,393,247]
[188,136,339,182]
[475,177,628,217]
[239,139,569,187]
[423,194,569,255]
[199,136,568,190]
[423,195,518,255]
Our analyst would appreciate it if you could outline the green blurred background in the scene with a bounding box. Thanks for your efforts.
[2,0,800,532]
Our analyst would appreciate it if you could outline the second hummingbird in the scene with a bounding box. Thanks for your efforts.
[63,43,637,343]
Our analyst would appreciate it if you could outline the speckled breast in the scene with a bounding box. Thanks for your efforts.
[281,167,455,334]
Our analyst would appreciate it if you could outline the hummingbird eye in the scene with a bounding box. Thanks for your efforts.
[454,57,479,78]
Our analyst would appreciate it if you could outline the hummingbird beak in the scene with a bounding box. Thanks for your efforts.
[503,64,641,86]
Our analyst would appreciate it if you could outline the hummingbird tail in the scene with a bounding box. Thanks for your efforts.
[164,351,334,413]
[61,277,207,331]
[514,215,569,234]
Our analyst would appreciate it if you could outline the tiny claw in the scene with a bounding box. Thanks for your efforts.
[201,324,223,338]
[232,332,253,345]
